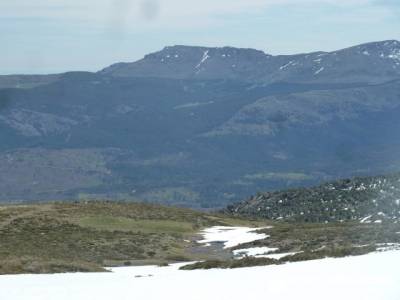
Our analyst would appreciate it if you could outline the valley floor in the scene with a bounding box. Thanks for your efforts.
[1,250,399,300]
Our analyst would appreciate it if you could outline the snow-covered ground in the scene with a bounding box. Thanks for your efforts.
[2,251,400,300]
[258,251,301,260]
[198,226,298,260]
[232,246,279,257]
[2,226,400,299]
[198,226,270,248]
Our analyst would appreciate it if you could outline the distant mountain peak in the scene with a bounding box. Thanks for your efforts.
[376,39,399,46]
[100,44,271,81]
[340,40,400,50]
[144,45,270,62]
[339,40,400,59]
[99,40,400,84]
[157,44,269,53]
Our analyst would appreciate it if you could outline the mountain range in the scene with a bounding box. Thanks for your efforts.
[1,40,400,208]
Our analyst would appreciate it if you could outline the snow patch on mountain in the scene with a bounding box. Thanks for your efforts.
[232,246,278,258]
[279,61,295,70]
[198,226,270,248]
[259,251,302,260]
[314,67,325,75]
[195,50,210,69]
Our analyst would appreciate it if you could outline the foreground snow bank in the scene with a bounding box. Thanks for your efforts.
[2,251,400,300]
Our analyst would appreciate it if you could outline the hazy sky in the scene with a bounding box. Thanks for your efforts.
[1,0,399,74]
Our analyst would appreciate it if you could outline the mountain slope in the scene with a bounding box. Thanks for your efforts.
[1,41,400,208]
[0,201,259,274]
[100,46,271,82]
[0,74,61,89]
[226,173,400,223]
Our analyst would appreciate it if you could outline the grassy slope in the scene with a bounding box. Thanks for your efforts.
[2,201,398,274]
[0,201,263,275]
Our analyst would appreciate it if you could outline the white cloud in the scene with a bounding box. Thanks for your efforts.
[1,0,394,42]
[1,0,395,39]
[0,0,377,25]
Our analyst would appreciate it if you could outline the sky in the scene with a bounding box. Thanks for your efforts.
[1,0,399,74]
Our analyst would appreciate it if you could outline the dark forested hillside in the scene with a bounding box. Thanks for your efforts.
[226,173,400,223]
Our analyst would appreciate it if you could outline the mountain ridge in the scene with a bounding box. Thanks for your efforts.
[99,40,400,84]
[1,39,399,89]
[0,40,400,208]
